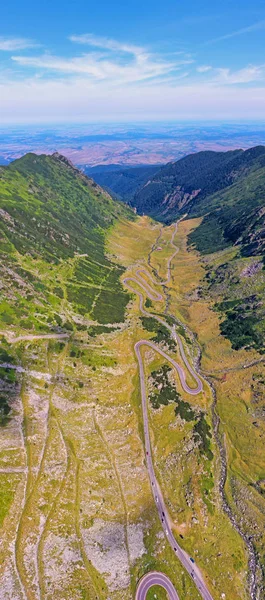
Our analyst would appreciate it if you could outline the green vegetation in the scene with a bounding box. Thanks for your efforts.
[146,585,168,600]
[69,343,117,369]
[203,258,265,354]
[157,314,191,344]
[133,146,265,222]
[193,415,213,461]
[0,342,17,426]
[216,297,265,352]
[0,477,17,526]
[145,298,153,309]
[188,157,265,257]
[84,164,159,202]
[174,398,213,460]
[149,365,181,408]
[174,398,195,421]
[87,325,117,337]
[149,365,213,460]
[0,394,11,426]
[140,316,176,350]
[188,213,231,255]
[0,346,15,364]
[0,367,16,384]
[0,152,133,329]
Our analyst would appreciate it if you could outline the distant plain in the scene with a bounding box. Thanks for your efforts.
[1,122,265,167]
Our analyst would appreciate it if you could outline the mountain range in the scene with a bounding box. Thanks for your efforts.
[83,164,159,202]
[89,146,265,259]
[1,147,265,598]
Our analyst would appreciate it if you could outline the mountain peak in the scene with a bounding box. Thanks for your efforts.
[51,152,78,171]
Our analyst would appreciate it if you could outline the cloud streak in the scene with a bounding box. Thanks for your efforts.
[214,65,265,85]
[12,33,193,85]
[69,33,144,56]
[197,65,212,73]
[204,19,265,45]
[0,37,37,51]
[12,52,189,84]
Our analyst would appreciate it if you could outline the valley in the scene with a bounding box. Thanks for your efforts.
[2,0,265,595]
[1,152,265,599]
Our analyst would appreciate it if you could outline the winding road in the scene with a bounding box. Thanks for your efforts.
[135,572,180,600]
[123,224,214,600]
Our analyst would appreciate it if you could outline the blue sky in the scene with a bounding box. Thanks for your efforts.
[1,0,265,122]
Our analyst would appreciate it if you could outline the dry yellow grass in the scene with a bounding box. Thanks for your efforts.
[2,214,262,599]
[108,216,250,599]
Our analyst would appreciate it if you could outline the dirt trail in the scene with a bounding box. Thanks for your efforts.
[0,332,69,344]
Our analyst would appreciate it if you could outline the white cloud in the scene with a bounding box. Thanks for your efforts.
[12,36,193,85]
[0,37,37,51]
[12,52,185,84]
[205,19,265,45]
[2,32,265,122]
[197,65,212,73]
[214,65,264,85]
[69,33,144,56]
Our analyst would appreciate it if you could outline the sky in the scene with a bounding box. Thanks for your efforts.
[1,0,265,123]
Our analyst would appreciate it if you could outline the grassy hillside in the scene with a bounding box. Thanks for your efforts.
[0,152,133,331]
[121,145,265,356]
[186,161,265,354]
[132,146,265,222]
[83,164,159,202]
[188,164,265,257]
[165,218,265,596]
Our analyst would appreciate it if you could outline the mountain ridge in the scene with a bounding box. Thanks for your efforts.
[0,152,133,331]
[82,163,160,202]
[132,145,265,221]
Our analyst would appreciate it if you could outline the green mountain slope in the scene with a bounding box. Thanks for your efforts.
[186,161,265,355]
[133,146,265,222]
[188,164,265,256]
[0,152,133,332]
[83,164,160,202]
[120,145,265,356]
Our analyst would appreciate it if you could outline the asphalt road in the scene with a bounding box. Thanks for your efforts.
[123,223,214,600]
[135,572,180,600]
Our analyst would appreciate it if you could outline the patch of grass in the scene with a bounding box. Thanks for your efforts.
[80,348,117,369]
[140,316,176,351]
[145,298,153,309]
[0,367,16,384]
[0,346,15,363]
[66,283,97,312]
[174,398,196,422]
[194,414,213,461]
[0,477,18,526]
[149,365,181,408]
[87,325,116,337]
[146,585,168,599]
[92,287,130,324]
[149,363,213,460]
[0,394,12,426]
[174,398,213,459]
[216,296,265,352]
